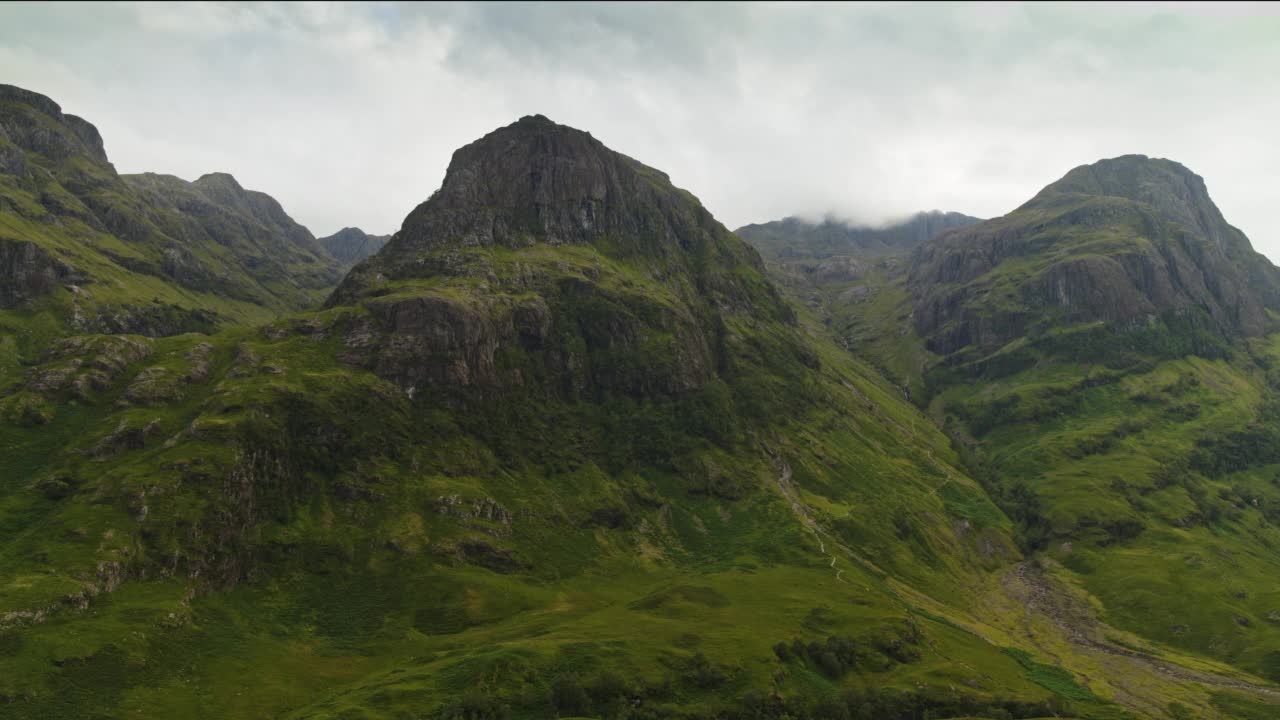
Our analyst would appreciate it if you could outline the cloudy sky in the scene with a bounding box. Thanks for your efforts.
[3,2,1279,257]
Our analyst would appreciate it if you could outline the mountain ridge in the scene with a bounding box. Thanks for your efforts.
[773,152,1280,698]
[910,154,1280,361]
[0,83,343,345]
[0,109,1150,720]
[0,91,1278,720]
[736,209,983,262]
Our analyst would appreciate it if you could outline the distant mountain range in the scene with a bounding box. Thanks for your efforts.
[736,210,982,261]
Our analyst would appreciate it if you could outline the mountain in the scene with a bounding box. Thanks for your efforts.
[2,97,1278,719]
[3,113,1224,720]
[911,155,1280,363]
[0,84,342,352]
[736,210,982,263]
[327,113,798,395]
[120,171,342,297]
[805,155,1280,703]
[317,226,390,265]
[729,211,980,396]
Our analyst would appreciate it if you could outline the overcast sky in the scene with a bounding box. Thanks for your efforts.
[3,2,1279,257]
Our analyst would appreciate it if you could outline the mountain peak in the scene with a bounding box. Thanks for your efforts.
[193,171,245,192]
[317,226,390,265]
[329,115,785,329]
[1025,154,1237,251]
[0,83,63,118]
[383,115,687,255]
[515,112,556,126]
[0,83,110,165]
[911,154,1278,358]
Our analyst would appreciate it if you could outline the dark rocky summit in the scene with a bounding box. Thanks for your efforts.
[0,84,109,166]
[328,114,791,397]
[366,114,774,269]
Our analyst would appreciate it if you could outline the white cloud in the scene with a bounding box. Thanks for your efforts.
[1,1,1278,259]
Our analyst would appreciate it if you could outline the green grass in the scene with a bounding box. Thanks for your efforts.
[0,229,1141,719]
[748,175,1280,717]
[3,108,1274,718]
[1001,647,1097,702]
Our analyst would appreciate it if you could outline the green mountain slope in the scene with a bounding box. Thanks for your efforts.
[797,155,1280,712]
[733,211,980,400]
[3,105,1276,720]
[1,114,1208,720]
[0,84,342,375]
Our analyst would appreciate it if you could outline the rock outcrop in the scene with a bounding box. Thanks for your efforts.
[0,238,78,308]
[0,84,111,166]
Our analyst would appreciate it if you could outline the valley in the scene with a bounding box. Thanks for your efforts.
[0,83,1277,720]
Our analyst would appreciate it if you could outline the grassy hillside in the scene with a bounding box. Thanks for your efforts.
[1,116,1227,720]
[935,333,1280,680]
[774,156,1280,718]
[4,287,1270,718]
[2,105,1275,719]
[0,84,341,368]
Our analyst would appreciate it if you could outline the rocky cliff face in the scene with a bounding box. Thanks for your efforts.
[317,226,390,265]
[385,115,706,252]
[0,84,110,167]
[0,238,79,309]
[329,115,790,399]
[909,156,1280,358]
[0,84,343,334]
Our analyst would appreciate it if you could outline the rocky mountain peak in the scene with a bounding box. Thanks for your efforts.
[1023,154,1239,253]
[0,83,62,117]
[910,154,1279,359]
[193,171,245,190]
[0,83,110,166]
[385,114,690,256]
[437,113,613,207]
[514,113,556,126]
[326,115,791,395]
